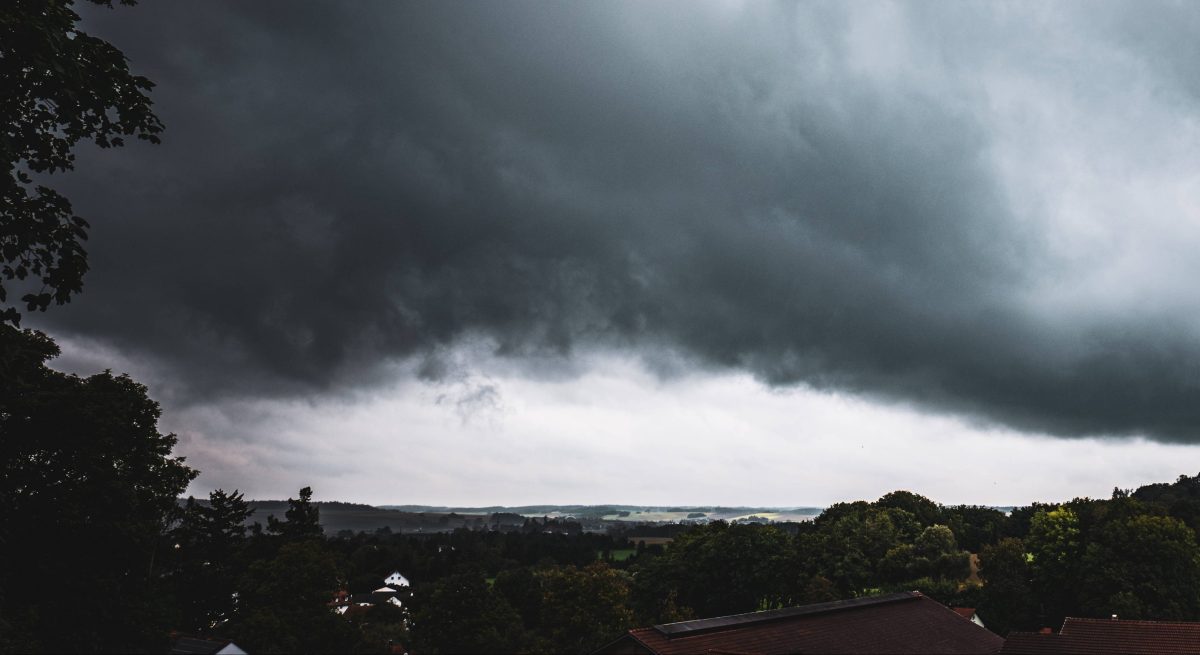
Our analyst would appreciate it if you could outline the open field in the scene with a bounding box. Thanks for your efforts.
[601,548,636,561]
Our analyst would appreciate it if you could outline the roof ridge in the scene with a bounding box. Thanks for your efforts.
[1065,616,1200,628]
[652,592,920,638]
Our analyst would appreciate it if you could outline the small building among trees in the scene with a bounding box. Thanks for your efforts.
[385,570,411,588]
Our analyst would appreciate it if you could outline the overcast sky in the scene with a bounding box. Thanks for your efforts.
[31,1,1200,505]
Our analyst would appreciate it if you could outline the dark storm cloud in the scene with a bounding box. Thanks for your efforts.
[35,1,1200,441]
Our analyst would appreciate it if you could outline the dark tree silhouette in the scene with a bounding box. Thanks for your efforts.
[169,489,255,633]
[0,325,195,651]
[228,540,359,653]
[267,486,323,541]
[411,571,525,654]
[978,537,1037,635]
[1,0,162,324]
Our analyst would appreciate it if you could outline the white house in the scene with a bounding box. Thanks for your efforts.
[384,570,410,587]
[374,586,405,608]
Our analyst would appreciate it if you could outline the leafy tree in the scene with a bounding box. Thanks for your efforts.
[879,544,917,584]
[0,326,195,651]
[913,524,970,581]
[913,524,955,561]
[864,509,921,561]
[227,540,359,653]
[1,0,163,324]
[267,486,323,541]
[1002,504,1048,541]
[901,576,961,605]
[168,489,255,633]
[411,571,525,654]
[799,510,877,595]
[876,490,941,527]
[534,563,634,654]
[978,537,1037,635]
[942,505,1009,552]
[798,575,838,604]
[1132,473,1200,536]
[1026,506,1082,626]
[654,590,696,624]
[633,522,794,621]
[812,501,872,530]
[349,603,410,654]
[494,567,544,629]
[800,506,924,595]
[1078,514,1200,620]
[871,523,968,586]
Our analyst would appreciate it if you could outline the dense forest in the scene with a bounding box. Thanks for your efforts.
[6,322,1200,653]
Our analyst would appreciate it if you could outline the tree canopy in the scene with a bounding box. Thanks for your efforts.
[267,486,323,542]
[0,325,195,651]
[1,0,162,324]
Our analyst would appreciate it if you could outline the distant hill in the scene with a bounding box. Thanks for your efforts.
[180,498,1027,535]
[182,499,828,534]
[181,499,480,534]
[379,504,826,516]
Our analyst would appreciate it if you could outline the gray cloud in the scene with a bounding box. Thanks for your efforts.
[34,1,1200,441]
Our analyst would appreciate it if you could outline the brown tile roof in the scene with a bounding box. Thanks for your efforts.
[955,607,978,619]
[1001,617,1200,655]
[600,592,1004,655]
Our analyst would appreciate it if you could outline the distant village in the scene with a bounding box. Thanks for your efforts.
[330,570,411,617]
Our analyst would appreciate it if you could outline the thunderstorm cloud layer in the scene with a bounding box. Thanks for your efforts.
[38,2,1200,445]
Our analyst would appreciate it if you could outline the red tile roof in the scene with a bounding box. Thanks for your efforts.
[955,607,978,619]
[1001,617,1200,654]
[598,592,1003,655]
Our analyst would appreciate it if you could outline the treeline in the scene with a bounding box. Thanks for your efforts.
[622,484,1200,637]
[338,481,1200,652]
[977,480,1200,633]
[8,325,1200,652]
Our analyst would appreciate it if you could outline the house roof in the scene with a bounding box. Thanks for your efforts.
[955,607,978,619]
[385,573,411,585]
[343,604,373,620]
[597,591,1004,655]
[1001,617,1200,654]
